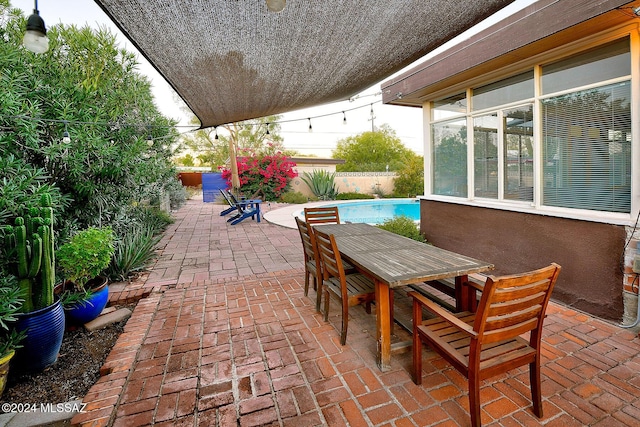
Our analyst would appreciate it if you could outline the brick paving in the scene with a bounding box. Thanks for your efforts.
[72,198,640,426]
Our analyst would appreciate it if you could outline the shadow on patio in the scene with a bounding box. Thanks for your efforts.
[73,198,640,427]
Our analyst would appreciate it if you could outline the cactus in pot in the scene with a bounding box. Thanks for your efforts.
[1,194,56,312]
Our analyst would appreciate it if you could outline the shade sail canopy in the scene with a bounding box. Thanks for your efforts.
[94,0,514,128]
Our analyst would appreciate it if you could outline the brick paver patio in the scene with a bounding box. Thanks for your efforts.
[72,198,640,426]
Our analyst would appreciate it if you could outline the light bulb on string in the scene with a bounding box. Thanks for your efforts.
[214,126,219,140]
[265,123,270,135]
[62,121,71,143]
[342,111,347,125]
[308,118,312,133]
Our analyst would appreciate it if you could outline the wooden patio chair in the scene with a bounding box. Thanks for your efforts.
[295,217,324,312]
[314,228,377,345]
[409,263,561,427]
[304,206,340,225]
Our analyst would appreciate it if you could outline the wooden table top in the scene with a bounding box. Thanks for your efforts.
[314,223,494,288]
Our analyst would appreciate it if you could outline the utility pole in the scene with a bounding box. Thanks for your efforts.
[368,103,376,131]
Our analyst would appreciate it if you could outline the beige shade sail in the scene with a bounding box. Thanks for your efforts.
[93,0,514,128]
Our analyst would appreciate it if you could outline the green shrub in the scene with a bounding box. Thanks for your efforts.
[377,215,426,243]
[57,227,116,290]
[111,205,174,238]
[166,178,188,210]
[279,191,309,204]
[107,225,162,281]
[336,192,374,200]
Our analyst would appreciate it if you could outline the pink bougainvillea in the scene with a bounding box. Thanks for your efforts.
[221,149,297,200]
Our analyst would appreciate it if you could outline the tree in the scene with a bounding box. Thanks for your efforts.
[393,155,424,197]
[181,115,297,170]
[333,125,418,172]
[0,3,182,237]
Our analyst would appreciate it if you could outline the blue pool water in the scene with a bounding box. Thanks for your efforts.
[326,199,420,224]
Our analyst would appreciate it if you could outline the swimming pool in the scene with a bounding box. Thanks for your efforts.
[313,199,420,224]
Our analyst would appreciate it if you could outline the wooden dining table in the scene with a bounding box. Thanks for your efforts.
[313,222,494,371]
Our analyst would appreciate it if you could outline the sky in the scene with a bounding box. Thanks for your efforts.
[12,0,534,157]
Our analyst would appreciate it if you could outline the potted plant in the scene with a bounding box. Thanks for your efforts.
[56,226,115,325]
[0,276,25,398]
[0,194,65,374]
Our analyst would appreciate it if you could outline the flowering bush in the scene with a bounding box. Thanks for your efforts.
[221,149,297,201]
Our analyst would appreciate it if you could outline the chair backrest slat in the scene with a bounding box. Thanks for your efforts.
[473,263,560,345]
[304,206,340,225]
[314,229,348,299]
[295,217,319,268]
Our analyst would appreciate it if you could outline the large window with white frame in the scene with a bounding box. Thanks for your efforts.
[429,36,631,215]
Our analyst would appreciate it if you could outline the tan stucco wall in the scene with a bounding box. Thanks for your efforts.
[290,171,396,198]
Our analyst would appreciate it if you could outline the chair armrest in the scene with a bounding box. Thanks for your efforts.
[407,291,477,337]
[467,273,487,291]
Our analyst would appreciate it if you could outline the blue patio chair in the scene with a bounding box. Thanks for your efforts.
[219,189,239,217]
[225,191,262,225]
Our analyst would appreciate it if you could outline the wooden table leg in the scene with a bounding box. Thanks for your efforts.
[375,280,391,371]
[455,275,478,312]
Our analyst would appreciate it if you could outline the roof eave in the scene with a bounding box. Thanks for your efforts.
[382,0,636,106]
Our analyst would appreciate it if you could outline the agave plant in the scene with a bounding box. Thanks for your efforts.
[301,170,338,200]
[107,225,161,281]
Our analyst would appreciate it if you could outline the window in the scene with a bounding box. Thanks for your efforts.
[542,38,630,94]
[473,114,498,198]
[429,36,631,217]
[473,71,534,111]
[432,118,467,197]
[504,106,534,201]
[473,106,534,201]
[542,82,631,213]
[433,93,467,120]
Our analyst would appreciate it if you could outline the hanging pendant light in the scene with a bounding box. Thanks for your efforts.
[266,0,286,13]
[23,0,49,54]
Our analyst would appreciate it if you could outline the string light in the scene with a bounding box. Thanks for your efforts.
[265,122,270,135]
[214,126,219,140]
[0,97,382,135]
[23,0,49,54]
[62,121,70,143]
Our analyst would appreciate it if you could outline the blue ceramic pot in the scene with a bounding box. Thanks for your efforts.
[12,300,65,373]
[64,278,109,325]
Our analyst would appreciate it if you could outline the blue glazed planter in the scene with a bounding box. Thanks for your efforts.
[64,279,109,325]
[12,300,65,373]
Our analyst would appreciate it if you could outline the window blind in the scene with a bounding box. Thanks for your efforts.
[542,81,631,213]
